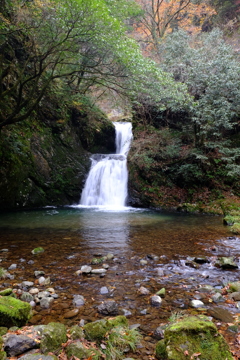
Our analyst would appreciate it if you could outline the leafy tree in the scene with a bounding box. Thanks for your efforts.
[0,0,192,130]
[159,29,240,147]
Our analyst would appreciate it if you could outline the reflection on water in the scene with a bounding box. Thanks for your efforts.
[0,207,232,256]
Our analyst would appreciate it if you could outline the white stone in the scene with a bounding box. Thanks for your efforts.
[190,299,205,308]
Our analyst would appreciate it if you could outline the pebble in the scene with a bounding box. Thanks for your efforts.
[190,299,205,308]
[29,288,39,295]
[81,265,92,274]
[138,286,150,295]
[140,259,148,266]
[64,309,79,318]
[100,286,109,295]
[150,295,162,307]
[73,295,85,307]
[21,281,34,288]
[91,268,107,274]
[8,264,17,270]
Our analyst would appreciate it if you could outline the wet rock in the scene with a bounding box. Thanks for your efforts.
[140,259,148,266]
[31,247,44,255]
[150,295,162,307]
[98,300,119,315]
[138,286,150,295]
[73,295,85,307]
[217,257,238,269]
[91,268,107,274]
[190,299,204,308]
[156,268,164,276]
[20,292,34,303]
[153,326,164,340]
[208,307,234,323]
[29,288,39,295]
[211,292,224,303]
[106,253,114,260]
[121,309,132,317]
[34,271,45,277]
[64,309,79,319]
[185,260,200,269]
[40,297,54,309]
[38,277,51,286]
[21,281,34,288]
[194,256,209,264]
[100,286,109,295]
[155,315,234,360]
[4,334,39,357]
[80,265,92,274]
[40,322,67,354]
[8,264,17,270]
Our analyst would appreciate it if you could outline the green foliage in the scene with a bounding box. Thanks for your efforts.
[0,268,7,279]
[160,28,240,147]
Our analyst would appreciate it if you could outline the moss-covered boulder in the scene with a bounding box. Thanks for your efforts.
[69,325,84,340]
[40,322,67,354]
[65,341,100,360]
[83,316,128,342]
[155,316,234,360]
[0,297,32,327]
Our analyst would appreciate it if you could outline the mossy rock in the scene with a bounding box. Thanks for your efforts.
[84,320,109,342]
[0,351,6,360]
[156,315,234,360]
[40,322,67,354]
[229,281,240,292]
[69,325,84,340]
[231,222,240,235]
[0,289,13,296]
[0,296,32,327]
[84,316,128,342]
[65,341,100,360]
[31,247,44,255]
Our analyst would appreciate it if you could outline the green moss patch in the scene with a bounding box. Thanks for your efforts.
[0,297,32,327]
[156,315,233,360]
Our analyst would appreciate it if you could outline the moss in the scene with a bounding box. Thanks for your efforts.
[84,316,128,343]
[231,222,240,234]
[69,325,84,340]
[0,296,32,327]
[40,322,67,354]
[158,316,233,360]
[0,328,8,336]
[31,247,44,255]
[84,320,109,342]
[0,289,13,296]
[65,342,100,360]
[0,351,6,360]
[156,339,168,360]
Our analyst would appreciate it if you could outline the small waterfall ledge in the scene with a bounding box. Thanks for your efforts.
[80,122,133,208]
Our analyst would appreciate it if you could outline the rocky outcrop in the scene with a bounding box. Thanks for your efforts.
[0,102,115,211]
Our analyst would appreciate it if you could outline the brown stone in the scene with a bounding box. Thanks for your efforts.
[64,309,79,319]
[208,307,234,323]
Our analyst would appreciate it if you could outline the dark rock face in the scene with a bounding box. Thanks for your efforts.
[0,104,115,211]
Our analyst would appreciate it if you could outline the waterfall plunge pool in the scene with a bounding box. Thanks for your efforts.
[0,206,239,329]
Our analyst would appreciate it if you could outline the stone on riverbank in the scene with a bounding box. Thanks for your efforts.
[19,355,58,360]
[65,341,99,359]
[97,300,119,315]
[84,316,128,342]
[0,297,32,327]
[155,315,234,360]
[4,334,39,357]
[40,322,67,354]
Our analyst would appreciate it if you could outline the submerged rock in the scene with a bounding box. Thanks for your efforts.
[217,257,238,269]
[155,315,234,360]
[150,295,162,307]
[97,300,119,315]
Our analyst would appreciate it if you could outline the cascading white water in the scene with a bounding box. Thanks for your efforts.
[80,122,133,207]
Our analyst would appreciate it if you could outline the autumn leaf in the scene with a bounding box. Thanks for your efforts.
[184,350,189,356]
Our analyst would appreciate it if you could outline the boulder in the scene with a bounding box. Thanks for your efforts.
[0,297,32,327]
[155,315,234,360]
[4,334,39,357]
[65,341,99,359]
[40,322,67,354]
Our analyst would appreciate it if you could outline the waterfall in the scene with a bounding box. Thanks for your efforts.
[80,122,133,207]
